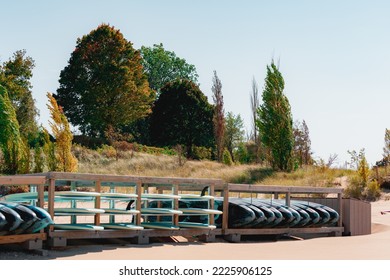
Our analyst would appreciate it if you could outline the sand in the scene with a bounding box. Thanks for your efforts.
[1,200,390,260]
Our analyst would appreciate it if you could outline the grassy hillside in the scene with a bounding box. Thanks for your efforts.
[75,146,353,187]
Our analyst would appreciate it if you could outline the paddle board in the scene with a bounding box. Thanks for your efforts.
[178,208,222,215]
[141,222,180,230]
[101,223,144,230]
[178,222,216,229]
[101,208,139,214]
[54,224,104,230]
[51,208,105,215]
[141,208,183,215]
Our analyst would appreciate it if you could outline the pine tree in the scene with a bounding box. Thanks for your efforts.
[256,62,294,171]
[47,93,77,172]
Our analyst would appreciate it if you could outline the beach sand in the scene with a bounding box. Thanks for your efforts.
[1,200,390,260]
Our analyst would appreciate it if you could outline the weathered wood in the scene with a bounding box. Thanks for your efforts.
[173,184,179,226]
[209,184,215,225]
[228,184,343,194]
[222,185,229,232]
[94,180,101,225]
[136,181,142,226]
[223,227,344,235]
[0,176,46,185]
[0,233,47,245]
[48,179,55,232]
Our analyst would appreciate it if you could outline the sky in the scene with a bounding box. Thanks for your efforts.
[1,0,389,166]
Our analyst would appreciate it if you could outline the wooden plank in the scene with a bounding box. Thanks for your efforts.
[209,184,215,225]
[338,193,343,227]
[136,181,142,226]
[0,233,47,245]
[48,179,55,232]
[223,227,344,236]
[222,185,229,232]
[227,184,343,194]
[0,176,46,185]
[37,184,45,208]
[94,180,101,226]
[173,184,179,226]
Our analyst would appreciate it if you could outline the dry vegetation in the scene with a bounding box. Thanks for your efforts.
[75,145,353,187]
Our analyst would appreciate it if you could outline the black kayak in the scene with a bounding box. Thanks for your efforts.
[0,204,23,234]
[0,202,38,234]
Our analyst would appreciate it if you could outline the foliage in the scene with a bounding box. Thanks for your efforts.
[256,61,294,171]
[293,120,312,166]
[150,79,214,158]
[140,43,198,94]
[41,127,57,171]
[56,24,153,137]
[192,146,212,160]
[382,128,390,166]
[224,112,245,162]
[345,150,381,201]
[47,92,78,172]
[0,50,39,144]
[33,144,45,173]
[223,148,233,166]
[212,71,225,162]
[0,85,25,174]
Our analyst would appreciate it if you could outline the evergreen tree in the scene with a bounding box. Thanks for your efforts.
[212,71,225,162]
[47,93,77,172]
[55,24,153,137]
[256,62,294,171]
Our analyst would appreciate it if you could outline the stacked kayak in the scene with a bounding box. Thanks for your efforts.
[0,202,54,236]
[178,198,339,229]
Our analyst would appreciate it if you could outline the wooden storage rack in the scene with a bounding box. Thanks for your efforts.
[0,172,345,247]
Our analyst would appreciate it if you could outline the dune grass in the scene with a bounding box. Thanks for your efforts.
[76,148,351,188]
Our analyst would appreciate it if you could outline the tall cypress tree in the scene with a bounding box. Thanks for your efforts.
[256,62,294,171]
[0,85,24,174]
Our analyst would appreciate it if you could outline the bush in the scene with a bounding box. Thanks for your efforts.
[97,144,117,158]
[344,175,364,199]
[192,146,212,160]
[223,149,233,166]
[364,180,381,201]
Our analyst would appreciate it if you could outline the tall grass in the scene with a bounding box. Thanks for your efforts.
[76,146,352,187]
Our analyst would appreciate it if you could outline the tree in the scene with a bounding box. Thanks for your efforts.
[0,50,39,143]
[55,24,153,137]
[383,128,390,165]
[224,112,245,162]
[212,71,225,162]
[293,119,312,166]
[47,93,77,172]
[256,61,294,171]
[141,43,198,94]
[0,85,24,174]
[150,79,214,158]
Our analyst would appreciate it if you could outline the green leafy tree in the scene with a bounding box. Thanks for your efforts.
[150,79,214,158]
[0,85,24,174]
[55,24,153,137]
[47,93,78,172]
[0,50,39,143]
[256,61,294,171]
[224,112,245,162]
[212,71,225,162]
[141,43,198,94]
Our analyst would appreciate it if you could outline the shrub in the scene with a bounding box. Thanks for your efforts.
[344,175,363,199]
[223,149,233,166]
[97,144,117,158]
[364,180,381,201]
[192,146,212,160]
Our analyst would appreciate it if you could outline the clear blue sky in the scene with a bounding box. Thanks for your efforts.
[1,0,389,166]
